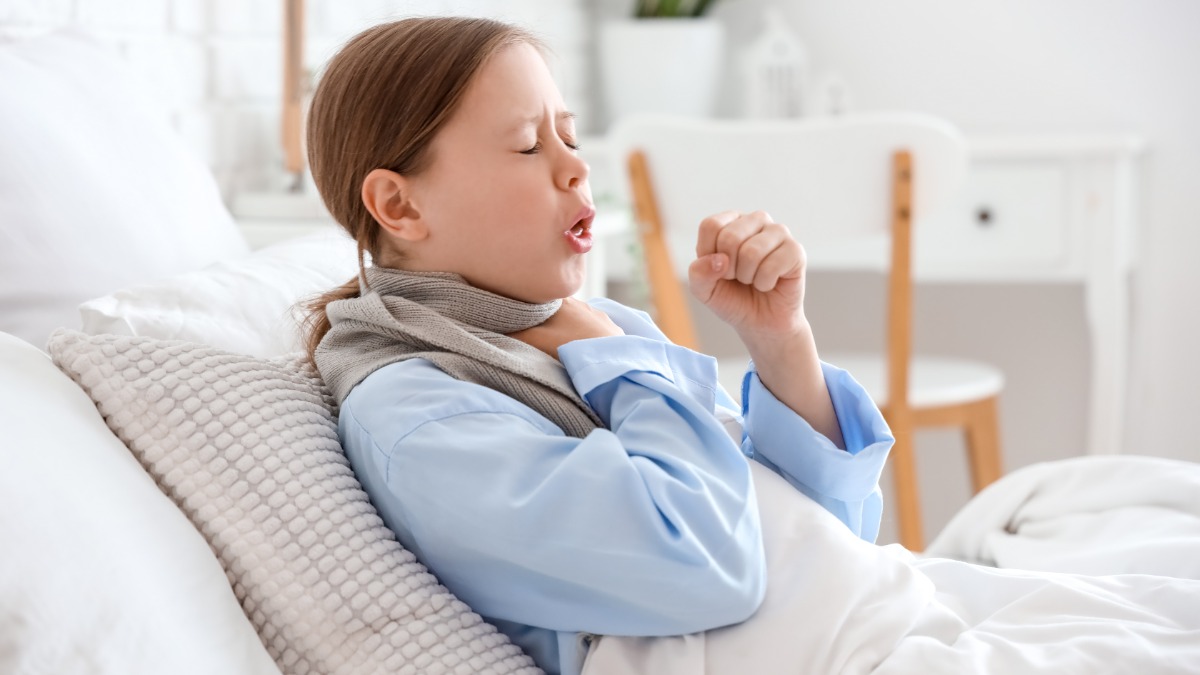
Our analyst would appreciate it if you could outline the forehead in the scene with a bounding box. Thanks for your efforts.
[453,42,567,128]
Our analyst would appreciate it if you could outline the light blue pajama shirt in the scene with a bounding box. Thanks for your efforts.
[338,298,894,675]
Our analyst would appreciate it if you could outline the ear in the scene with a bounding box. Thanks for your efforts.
[361,168,428,242]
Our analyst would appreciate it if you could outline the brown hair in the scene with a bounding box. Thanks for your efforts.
[300,17,540,366]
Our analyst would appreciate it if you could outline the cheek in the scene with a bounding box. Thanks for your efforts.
[422,154,504,216]
[423,160,552,251]
[476,185,550,240]
[454,174,530,221]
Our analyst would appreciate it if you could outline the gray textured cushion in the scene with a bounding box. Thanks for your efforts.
[48,329,542,675]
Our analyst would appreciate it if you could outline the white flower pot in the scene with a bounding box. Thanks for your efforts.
[599,18,725,123]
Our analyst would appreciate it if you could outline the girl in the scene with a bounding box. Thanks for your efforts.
[304,17,892,675]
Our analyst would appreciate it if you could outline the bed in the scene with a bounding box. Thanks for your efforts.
[3,29,1199,675]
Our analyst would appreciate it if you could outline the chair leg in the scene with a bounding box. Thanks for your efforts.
[890,424,924,551]
[964,396,1003,494]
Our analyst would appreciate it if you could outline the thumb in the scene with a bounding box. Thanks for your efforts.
[687,253,728,302]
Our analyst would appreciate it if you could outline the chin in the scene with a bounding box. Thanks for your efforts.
[533,283,582,304]
[556,270,588,300]
[479,261,586,304]
[523,275,585,304]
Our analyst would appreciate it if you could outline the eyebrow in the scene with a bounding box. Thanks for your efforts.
[510,110,577,132]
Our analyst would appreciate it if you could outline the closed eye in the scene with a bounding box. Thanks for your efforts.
[520,138,581,155]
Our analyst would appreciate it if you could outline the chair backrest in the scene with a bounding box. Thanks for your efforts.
[606,112,967,413]
[607,112,967,277]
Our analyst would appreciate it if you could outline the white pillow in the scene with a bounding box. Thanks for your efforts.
[0,332,282,675]
[47,329,542,674]
[0,29,247,349]
[80,229,360,357]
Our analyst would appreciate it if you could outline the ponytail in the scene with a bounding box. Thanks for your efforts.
[302,275,360,368]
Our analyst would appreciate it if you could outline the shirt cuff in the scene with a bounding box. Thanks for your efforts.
[742,360,893,502]
[559,335,719,409]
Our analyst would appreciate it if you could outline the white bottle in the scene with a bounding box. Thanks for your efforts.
[742,7,809,118]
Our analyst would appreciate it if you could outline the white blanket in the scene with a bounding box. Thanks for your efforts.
[925,455,1200,578]
[582,458,1200,674]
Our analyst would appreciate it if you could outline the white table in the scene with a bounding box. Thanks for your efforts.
[917,136,1145,457]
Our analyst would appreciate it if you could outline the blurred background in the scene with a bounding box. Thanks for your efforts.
[3,0,1196,545]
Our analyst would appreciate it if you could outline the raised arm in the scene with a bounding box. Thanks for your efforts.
[686,209,843,446]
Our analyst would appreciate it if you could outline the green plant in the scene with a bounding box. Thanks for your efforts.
[634,0,717,18]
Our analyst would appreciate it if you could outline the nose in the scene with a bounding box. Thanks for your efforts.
[556,143,589,191]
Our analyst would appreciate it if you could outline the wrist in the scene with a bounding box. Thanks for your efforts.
[737,321,845,449]
[737,319,815,363]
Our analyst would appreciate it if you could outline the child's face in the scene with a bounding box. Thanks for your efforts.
[406,42,592,303]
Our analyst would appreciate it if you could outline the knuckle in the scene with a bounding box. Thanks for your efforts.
[793,240,807,265]
[698,216,726,241]
[715,226,741,249]
[701,210,737,228]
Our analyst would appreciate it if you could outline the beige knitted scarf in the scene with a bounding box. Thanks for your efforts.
[314,266,603,438]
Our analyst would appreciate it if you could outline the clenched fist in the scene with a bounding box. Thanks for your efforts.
[687,210,809,341]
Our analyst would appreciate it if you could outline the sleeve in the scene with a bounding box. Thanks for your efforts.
[738,360,894,543]
[362,335,767,638]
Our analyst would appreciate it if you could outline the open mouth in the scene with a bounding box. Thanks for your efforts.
[568,207,595,236]
[565,207,596,253]
[569,217,592,236]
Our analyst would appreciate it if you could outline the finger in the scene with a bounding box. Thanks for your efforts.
[695,210,742,258]
[715,211,771,281]
[687,252,729,303]
[732,223,789,286]
[752,239,805,292]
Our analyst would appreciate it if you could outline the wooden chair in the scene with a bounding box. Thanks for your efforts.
[607,113,1005,551]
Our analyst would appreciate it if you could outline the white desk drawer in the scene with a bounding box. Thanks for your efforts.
[918,159,1068,269]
